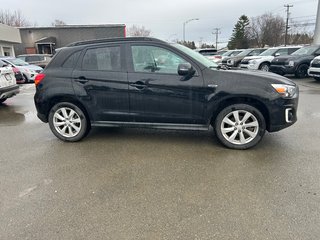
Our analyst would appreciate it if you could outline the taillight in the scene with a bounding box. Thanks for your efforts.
[215,55,222,59]
[34,73,46,86]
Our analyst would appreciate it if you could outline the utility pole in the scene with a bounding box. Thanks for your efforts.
[314,0,320,44]
[212,28,221,50]
[284,4,293,46]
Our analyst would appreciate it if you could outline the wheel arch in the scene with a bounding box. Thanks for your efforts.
[46,95,91,124]
[258,61,270,69]
[210,96,271,131]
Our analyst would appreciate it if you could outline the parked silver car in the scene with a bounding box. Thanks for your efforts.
[0,57,43,83]
[17,54,52,68]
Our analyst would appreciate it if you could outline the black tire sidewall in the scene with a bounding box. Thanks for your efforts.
[48,102,88,142]
[295,64,308,78]
[214,104,266,150]
[259,63,269,71]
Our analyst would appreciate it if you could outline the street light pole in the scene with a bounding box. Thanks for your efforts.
[314,0,320,44]
[183,18,199,42]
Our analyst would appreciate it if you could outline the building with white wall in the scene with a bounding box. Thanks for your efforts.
[0,23,21,57]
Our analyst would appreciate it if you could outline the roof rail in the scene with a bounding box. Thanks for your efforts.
[66,37,166,47]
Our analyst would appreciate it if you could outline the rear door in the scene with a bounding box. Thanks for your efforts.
[72,44,129,122]
[126,43,206,124]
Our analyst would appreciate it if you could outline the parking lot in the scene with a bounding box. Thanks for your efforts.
[1,78,320,239]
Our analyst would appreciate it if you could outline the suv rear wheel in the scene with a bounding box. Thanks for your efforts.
[214,104,266,149]
[48,102,89,142]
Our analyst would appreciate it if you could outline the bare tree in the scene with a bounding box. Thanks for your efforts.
[247,13,285,47]
[287,21,313,44]
[127,25,151,37]
[0,9,30,27]
[51,19,66,27]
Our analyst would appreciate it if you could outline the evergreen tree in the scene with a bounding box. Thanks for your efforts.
[228,15,250,49]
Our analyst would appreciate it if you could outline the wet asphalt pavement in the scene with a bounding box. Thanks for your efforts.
[1,78,320,240]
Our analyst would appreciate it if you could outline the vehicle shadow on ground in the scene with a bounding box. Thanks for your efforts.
[0,103,25,126]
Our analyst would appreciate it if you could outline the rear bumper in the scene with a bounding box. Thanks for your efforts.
[0,85,20,100]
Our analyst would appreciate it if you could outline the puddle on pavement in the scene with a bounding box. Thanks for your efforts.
[0,104,38,126]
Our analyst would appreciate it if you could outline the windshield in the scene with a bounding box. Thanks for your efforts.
[238,49,253,57]
[172,44,218,68]
[6,58,29,66]
[222,50,235,57]
[291,46,319,56]
[259,48,278,56]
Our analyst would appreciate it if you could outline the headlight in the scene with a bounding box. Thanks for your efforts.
[287,61,295,67]
[272,84,297,98]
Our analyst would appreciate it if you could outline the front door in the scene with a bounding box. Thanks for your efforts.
[127,44,205,124]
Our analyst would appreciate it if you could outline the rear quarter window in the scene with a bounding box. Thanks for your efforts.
[62,51,81,68]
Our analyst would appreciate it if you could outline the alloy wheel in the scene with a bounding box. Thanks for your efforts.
[221,110,259,145]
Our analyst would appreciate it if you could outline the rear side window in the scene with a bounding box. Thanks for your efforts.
[26,56,44,62]
[62,51,81,68]
[82,46,121,71]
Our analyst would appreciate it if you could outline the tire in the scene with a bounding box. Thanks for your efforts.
[294,64,309,78]
[259,62,270,72]
[48,102,90,142]
[314,77,320,82]
[214,104,266,150]
[0,98,7,104]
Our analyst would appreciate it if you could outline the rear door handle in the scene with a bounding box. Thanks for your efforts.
[130,81,147,90]
[74,76,88,84]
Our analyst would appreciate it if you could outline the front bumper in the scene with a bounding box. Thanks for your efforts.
[246,63,259,70]
[268,90,299,132]
[308,67,320,78]
[269,65,296,75]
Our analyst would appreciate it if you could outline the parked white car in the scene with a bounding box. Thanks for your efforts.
[308,56,320,81]
[0,60,19,103]
[0,57,43,83]
[240,46,301,72]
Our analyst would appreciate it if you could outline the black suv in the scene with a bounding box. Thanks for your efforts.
[270,45,320,78]
[34,37,299,149]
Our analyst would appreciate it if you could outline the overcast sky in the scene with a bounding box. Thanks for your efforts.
[2,0,318,47]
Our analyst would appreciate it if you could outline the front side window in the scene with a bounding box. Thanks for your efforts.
[82,46,121,71]
[131,46,187,74]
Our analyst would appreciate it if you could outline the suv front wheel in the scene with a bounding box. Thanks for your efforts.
[48,102,89,142]
[214,104,266,149]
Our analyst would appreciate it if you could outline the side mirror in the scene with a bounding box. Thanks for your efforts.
[178,63,195,76]
[275,53,280,57]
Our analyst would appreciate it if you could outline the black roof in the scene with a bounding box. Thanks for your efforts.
[66,37,166,47]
